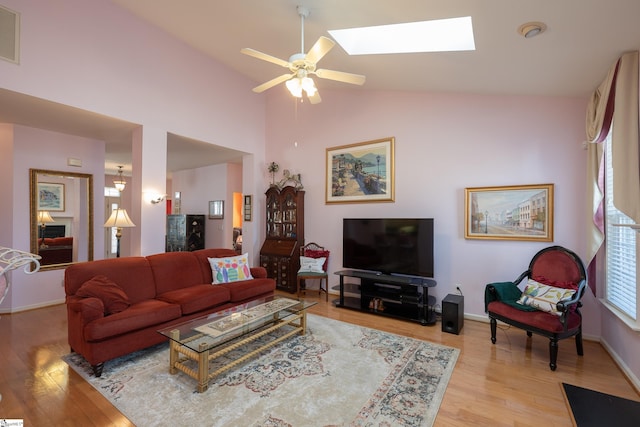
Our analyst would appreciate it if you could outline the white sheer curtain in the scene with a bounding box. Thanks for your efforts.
[585,51,640,294]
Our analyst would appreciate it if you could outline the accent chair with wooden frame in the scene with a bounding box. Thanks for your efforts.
[484,246,587,371]
[297,242,329,301]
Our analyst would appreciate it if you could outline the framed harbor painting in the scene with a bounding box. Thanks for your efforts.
[326,137,395,204]
[37,182,65,211]
[464,183,554,241]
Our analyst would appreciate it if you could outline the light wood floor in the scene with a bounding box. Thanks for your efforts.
[1,294,638,426]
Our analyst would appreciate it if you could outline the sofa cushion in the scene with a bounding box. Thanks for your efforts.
[75,275,130,315]
[65,257,155,304]
[156,284,231,315]
[517,279,576,316]
[83,299,181,342]
[220,277,276,302]
[147,252,205,294]
[208,253,254,284]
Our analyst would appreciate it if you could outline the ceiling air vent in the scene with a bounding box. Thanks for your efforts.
[0,4,19,64]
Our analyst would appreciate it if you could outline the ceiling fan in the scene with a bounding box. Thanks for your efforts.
[241,6,366,104]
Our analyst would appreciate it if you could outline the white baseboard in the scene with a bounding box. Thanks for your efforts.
[0,298,65,314]
[600,337,640,391]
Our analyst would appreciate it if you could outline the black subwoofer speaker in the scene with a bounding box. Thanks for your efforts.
[442,294,464,334]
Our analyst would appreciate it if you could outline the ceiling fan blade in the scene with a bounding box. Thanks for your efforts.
[305,36,335,64]
[252,73,294,93]
[241,48,291,68]
[308,89,322,104]
[315,69,366,86]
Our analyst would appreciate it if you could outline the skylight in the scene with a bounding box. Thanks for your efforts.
[328,16,475,55]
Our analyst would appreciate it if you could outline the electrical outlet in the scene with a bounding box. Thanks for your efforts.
[455,284,462,295]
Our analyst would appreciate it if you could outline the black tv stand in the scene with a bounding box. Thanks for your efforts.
[334,270,437,325]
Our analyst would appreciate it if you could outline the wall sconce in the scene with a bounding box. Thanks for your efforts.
[150,194,166,205]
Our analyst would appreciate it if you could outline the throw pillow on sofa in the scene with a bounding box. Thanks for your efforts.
[76,275,131,315]
[208,253,254,284]
[516,278,576,316]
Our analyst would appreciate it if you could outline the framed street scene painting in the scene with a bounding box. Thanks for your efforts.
[464,183,554,241]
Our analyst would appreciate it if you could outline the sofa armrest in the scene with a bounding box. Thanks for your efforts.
[67,296,105,323]
[250,266,268,279]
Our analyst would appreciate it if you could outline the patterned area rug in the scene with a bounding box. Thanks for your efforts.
[63,314,459,426]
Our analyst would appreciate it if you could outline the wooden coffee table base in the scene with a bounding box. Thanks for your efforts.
[168,310,308,392]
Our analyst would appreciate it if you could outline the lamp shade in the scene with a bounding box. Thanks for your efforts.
[37,211,55,224]
[104,208,136,228]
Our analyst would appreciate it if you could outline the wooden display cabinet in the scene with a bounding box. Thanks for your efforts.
[260,186,304,293]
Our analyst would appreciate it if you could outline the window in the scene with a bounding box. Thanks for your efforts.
[604,133,637,321]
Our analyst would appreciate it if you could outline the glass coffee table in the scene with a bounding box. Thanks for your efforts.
[158,295,316,392]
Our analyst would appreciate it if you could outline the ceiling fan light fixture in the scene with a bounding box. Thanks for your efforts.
[518,22,547,38]
[301,77,317,96]
[242,5,365,103]
[286,78,303,97]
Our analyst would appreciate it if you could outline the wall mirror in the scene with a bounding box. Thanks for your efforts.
[29,169,94,270]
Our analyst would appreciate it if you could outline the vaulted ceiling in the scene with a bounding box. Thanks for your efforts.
[3,1,640,174]
[112,0,640,97]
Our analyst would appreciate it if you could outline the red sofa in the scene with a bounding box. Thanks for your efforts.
[64,248,275,376]
[39,236,73,265]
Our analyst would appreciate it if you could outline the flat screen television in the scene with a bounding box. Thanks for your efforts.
[343,218,434,278]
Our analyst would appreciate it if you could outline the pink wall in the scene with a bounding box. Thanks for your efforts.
[171,163,238,249]
[1,125,105,311]
[0,0,637,387]
[0,0,268,308]
[265,87,639,386]
[265,88,589,315]
[0,0,268,250]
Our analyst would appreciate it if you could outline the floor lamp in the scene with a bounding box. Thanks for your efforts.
[104,208,136,258]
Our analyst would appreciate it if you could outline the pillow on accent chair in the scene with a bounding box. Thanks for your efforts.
[298,256,326,273]
[304,249,330,271]
[517,278,576,315]
[208,253,254,284]
[76,275,130,315]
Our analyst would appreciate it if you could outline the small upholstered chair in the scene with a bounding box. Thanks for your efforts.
[485,246,587,371]
[297,242,329,301]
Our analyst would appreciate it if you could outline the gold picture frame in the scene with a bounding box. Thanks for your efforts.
[464,184,554,241]
[325,137,395,204]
